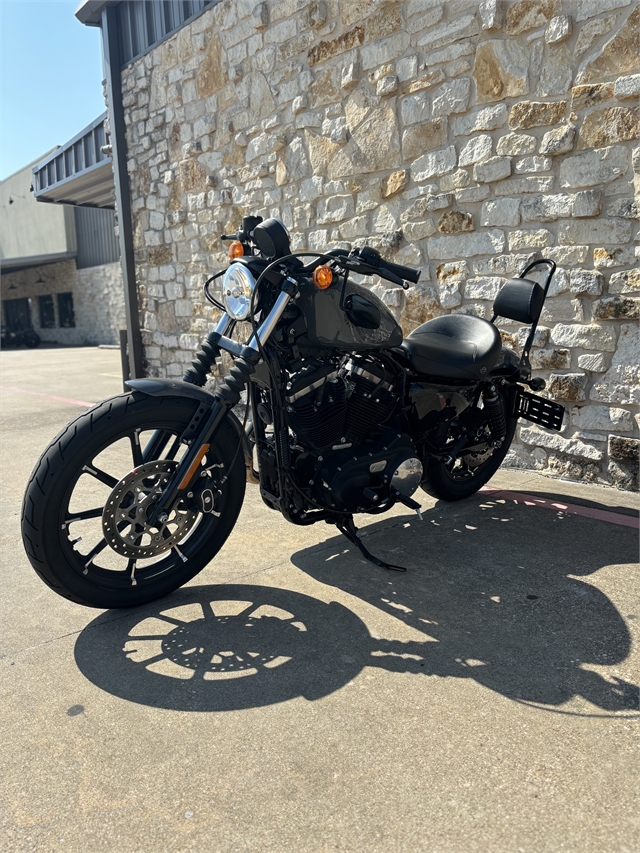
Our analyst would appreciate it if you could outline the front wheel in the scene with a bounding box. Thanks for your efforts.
[421,392,517,502]
[21,393,245,608]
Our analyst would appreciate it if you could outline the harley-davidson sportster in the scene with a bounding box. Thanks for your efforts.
[22,216,565,608]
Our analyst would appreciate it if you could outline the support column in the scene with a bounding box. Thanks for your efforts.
[101,5,144,379]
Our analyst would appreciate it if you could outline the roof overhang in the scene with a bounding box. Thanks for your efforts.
[32,113,115,209]
[34,159,115,208]
[75,0,118,26]
[0,251,77,274]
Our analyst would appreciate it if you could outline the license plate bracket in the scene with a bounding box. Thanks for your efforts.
[515,389,565,431]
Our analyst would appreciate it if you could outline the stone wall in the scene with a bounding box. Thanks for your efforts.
[121,0,639,489]
[1,259,125,346]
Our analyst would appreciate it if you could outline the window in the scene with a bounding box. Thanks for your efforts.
[39,295,56,328]
[4,298,31,331]
[57,292,75,328]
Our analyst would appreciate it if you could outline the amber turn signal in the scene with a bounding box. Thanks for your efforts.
[312,266,333,289]
[228,241,244,260]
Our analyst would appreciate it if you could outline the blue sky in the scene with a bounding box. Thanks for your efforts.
[0,0,106,180]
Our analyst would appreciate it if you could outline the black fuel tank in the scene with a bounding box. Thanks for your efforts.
[296,278,403,352]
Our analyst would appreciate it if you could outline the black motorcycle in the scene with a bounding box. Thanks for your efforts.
[22,216,564,608]
[2,325,40,349]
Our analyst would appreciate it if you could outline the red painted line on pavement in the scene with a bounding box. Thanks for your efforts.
[0,385,94,408]
[480,486,639,529]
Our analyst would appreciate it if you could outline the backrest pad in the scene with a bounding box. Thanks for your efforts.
[492,278,545,325]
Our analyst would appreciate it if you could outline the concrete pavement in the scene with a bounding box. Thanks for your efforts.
[1,346,638,853]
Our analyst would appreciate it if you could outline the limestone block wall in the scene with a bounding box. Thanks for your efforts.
[1,260,125,346]
[121,0,639,489]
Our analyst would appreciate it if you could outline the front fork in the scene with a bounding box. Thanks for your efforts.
[148,285,294,520]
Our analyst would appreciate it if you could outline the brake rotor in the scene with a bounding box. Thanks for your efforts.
[102,460,200,559]
[462,445,494,469]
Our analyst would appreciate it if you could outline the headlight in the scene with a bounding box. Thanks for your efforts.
[222,263,256,320]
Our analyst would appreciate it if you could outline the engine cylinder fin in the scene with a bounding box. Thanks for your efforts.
[287,395,347,448]
[344,372,395,442]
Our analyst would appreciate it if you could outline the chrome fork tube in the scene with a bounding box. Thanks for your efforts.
[214,312,232,335]
[248,291,291,351]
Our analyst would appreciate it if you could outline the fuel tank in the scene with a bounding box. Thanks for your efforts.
[295,278,403,352]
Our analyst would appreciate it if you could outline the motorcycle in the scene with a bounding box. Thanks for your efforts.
[22,216,565,609]
[2,326,41,349]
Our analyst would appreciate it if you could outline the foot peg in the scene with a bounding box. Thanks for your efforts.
[336,516,407,572]
[392,490,424,521]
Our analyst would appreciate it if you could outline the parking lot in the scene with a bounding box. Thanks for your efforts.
[1,346,638,853]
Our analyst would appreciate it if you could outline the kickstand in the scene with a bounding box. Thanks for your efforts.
[336,516,407,573]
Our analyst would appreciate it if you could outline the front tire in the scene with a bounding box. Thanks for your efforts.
[21,393,245,608]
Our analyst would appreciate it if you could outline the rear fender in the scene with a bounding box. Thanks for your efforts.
[126,378,258,482]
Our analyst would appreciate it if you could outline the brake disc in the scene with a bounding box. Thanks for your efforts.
[462,445,494,469]
[102,460,200,559]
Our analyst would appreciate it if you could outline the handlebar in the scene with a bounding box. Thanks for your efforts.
[378,256,421,285]
[342,246,420,287]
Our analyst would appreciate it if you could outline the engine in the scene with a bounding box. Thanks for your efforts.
[285,356,396,449]
[284,357,422,512]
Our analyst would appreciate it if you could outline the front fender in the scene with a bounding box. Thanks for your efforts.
[126,378,258,482]
[125,377,215,405]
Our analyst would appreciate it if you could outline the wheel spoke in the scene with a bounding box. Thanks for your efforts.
[82,464,118,489]
[130,431,143,468]
[83,537,108,566]
[65,507,104,525]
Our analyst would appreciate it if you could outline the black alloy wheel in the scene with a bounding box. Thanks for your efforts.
[21,393,245,608]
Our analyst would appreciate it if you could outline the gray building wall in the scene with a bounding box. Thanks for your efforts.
[0,159,76,263]
[120,0,639,489]
[74,206,120,268]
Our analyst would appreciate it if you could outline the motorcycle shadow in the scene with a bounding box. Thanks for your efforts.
[74,582,373,712]
[291,490,639,715]
[74,491,639,715]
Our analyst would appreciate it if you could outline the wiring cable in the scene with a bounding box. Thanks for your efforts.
[203,270,226,311]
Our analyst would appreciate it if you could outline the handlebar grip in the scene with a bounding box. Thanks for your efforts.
[378,258,420,284]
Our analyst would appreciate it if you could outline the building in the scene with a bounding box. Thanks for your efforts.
[46,0,640,489]
[0,114,125,346]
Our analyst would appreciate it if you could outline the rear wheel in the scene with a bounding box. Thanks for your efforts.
[21,393,245,608]
[421,392,517,502]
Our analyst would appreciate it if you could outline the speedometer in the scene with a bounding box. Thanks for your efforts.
[222,263,256,320]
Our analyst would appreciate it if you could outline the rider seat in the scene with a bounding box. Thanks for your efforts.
[400,314,502,381]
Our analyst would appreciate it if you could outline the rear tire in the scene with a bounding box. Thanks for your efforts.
[421,397,517,502]
[21,393,245,608]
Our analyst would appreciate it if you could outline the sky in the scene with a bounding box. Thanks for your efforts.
[0,0,106,180]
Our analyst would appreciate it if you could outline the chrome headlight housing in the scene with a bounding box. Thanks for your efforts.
[222,263,256,321]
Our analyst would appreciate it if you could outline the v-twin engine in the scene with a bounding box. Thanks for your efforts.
[285,356,396,449]
[285,357,422,512]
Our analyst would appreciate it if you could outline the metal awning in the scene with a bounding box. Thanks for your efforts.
[32,114,115,209]
[0,251,77,274]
